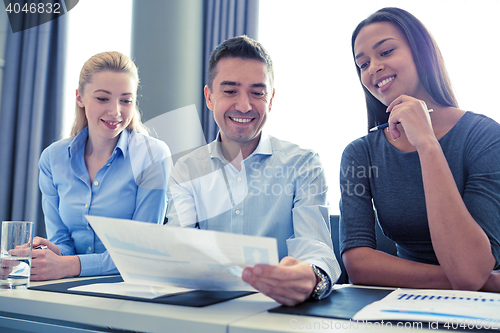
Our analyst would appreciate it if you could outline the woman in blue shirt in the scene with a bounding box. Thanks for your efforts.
[31,51,172,280]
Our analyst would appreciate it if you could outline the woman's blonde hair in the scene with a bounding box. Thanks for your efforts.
[70,51,149,137]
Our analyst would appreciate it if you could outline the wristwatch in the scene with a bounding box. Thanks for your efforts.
[310,264,330,300]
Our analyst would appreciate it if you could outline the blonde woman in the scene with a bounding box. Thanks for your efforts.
[32,51,172,280]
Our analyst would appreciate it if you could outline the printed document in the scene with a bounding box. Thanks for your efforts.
[70,282,192,299]
[353,288,500,327]
[83,215,279,292]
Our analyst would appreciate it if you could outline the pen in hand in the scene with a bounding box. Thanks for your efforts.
[33,245,48,250]
[369,109,434,132]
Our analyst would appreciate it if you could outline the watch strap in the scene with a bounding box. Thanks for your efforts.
[310,264,330,300]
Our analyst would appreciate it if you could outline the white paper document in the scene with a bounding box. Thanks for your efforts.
[84,215,279,292]
[70,282,192,299]
[353,288,500,328]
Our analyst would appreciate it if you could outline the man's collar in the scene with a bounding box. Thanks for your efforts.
[209,132,224,162]
[251,131,272,157]
[210,131,273,162]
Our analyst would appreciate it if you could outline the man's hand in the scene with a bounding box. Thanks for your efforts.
[242,256,317,306]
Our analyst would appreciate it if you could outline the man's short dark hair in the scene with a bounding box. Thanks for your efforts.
[207,35,274,90]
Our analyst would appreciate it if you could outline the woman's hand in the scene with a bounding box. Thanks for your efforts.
[386,95,436,150]
[32,236,62,256]
[481,270,500,292]
[31,237,81,280]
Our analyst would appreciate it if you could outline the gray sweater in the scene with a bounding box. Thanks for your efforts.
[339,112,500,268]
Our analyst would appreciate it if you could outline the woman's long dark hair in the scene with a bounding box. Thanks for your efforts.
[352,7,458,131]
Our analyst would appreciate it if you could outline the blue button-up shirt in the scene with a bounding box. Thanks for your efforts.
[39,127,172,276]
[167,133,341,293]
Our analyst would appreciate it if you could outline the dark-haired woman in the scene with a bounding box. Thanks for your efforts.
[340,7,500,291]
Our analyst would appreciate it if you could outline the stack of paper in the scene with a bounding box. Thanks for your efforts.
[353,288,500,329]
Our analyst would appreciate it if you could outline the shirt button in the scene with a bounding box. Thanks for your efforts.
[113,150,117,154]
[87,226,90,230]
[237,177,242,182]
[85,204,88,208]
[94,181,99,186]
[88,247,92,251]
[107,163,110,166]
[235,209,240,215]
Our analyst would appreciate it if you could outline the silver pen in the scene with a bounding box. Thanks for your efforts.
[369,109,434,132]
[33,245,48,250]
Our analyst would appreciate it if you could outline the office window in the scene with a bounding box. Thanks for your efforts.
[62,0,133,138]
[259,0,500,213]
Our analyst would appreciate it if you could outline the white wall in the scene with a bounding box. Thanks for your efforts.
[62,0,133,138]
[259,0,500,213]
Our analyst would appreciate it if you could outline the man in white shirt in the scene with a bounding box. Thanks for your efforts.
[167,35,340,306]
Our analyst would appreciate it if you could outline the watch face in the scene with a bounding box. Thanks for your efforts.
[316,279,328,297]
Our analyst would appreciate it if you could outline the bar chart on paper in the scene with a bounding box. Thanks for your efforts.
[353,288,500,328]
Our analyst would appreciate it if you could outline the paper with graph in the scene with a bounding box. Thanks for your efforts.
[85,215,279,291]
[353,288,500,328]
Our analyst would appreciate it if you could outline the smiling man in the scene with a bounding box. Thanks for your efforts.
[166,36,340,306]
